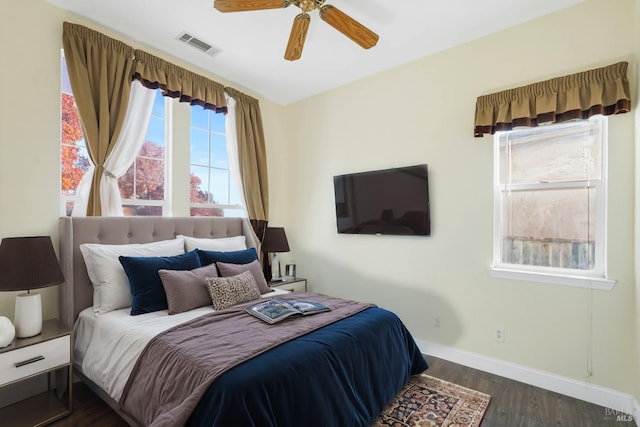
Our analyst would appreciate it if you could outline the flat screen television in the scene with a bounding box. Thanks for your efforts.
[333,164,430,236]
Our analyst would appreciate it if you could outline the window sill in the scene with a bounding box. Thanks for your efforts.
[488,267,616,290]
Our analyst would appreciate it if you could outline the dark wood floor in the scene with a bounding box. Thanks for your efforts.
[50,356,636,427]
[425,356,636,427]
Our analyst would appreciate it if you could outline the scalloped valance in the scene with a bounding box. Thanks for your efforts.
[474,62,631,137]
[133,49,227,113]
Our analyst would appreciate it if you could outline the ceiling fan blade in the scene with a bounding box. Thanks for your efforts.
[319,5,379,49]
[284,13,310,61]
[214,0,288,13]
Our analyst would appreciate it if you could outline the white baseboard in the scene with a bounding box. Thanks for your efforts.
[416,339,639,422]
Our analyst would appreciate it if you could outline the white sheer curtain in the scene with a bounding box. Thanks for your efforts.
[224,94,248,215]
[70,164,94,216]
[100,81,156,216]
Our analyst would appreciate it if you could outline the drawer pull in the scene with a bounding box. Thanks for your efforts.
[15,355,45,367]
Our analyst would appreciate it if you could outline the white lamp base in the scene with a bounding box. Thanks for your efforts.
[14,292,42,338]
[271,253,282,280]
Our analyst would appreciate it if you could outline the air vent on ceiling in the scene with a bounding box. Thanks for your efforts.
[176,32,222,57]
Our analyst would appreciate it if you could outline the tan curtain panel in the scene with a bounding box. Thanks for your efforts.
[225,87,269,238]
[474,61,631,137]
[62,22,135,215]
[133,49,227,112]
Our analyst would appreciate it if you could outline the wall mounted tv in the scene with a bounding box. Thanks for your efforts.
[333,164,430,236]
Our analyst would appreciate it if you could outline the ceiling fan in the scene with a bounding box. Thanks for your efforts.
[213,0,379,61]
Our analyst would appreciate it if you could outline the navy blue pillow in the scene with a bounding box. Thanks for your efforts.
[119,251,202,316]
[196,247,259,267]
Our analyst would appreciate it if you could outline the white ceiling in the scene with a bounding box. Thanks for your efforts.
[46,0,583,105]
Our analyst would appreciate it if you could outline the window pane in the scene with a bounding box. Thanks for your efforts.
[135,157,164,200]
[60,86,90,200]
[151,92,165,118]
[229,182,242,205]
[190,165,211,203]
[190,128,209,166]
[499,120,602,185]
[61,59,72,94]
[210,112,225,133]
[209,133,228,169]
[61,143,90,196]
[189,106,242,216]
[145,117,165,152]
[117,89,167,212]
[210,168,230,204]
[191,106,209,130]
[501,187,596,269]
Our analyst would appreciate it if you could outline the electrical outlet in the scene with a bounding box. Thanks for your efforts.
[433,317,441,328]
[495,327,505,342]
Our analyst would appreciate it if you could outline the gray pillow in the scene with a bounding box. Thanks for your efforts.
[158,264,218,314]
[216,259,271,294]
[206,271,261,310]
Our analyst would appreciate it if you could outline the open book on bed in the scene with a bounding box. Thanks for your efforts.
[246,298,331,324]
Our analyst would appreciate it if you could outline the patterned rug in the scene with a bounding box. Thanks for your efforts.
[374,374,491,427]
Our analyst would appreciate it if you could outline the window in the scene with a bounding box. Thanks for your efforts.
[60,56,91,216]
[60,52,169,216]
[490,116,614,289]
[118,92,169,216]
[189,107,244,217]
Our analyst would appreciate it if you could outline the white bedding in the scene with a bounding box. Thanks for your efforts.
[74,288,289,401]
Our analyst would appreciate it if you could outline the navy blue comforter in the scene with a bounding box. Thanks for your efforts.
[187,307,428,427]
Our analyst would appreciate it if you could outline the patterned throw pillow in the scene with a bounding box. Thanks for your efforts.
[206,270,261,310]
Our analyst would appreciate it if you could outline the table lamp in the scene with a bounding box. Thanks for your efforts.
[261,227,290,282]
[0,236,65,338]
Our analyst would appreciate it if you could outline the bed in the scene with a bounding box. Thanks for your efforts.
[58,216,428,426]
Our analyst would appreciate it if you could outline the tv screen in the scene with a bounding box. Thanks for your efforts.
[333,164,430,236]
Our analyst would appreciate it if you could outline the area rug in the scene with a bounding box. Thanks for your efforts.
[373,374,491,427]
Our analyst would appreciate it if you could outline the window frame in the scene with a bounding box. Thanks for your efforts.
[60,51,172,217]
[189,107,245,217]
[118,91,172,216]
[488,117,616,290]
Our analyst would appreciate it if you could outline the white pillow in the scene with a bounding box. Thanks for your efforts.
[80,237,185,315]
[178,235,247,252]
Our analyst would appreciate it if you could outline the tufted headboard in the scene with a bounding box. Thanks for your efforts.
[58,216,260,328]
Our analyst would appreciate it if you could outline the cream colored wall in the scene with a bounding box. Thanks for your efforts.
[634,0,640,404]
[0,0,285,320]
[274,0,638,395]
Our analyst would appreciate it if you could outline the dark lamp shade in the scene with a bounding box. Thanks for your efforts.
[0,236,65,291]
[261,227,290,253]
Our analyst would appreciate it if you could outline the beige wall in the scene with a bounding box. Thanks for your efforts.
[634,0,640,403]
[274,0,638,396]
[1,0,637,402]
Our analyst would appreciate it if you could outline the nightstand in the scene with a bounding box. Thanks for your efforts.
[0,319,72,426]
[270,277,307,292]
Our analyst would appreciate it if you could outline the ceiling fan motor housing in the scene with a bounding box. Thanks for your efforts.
[290,0,325,12]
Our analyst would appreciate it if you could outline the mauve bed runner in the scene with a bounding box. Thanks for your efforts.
[120,293,369,425]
